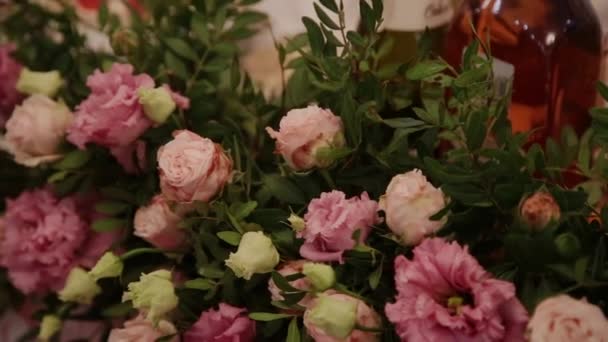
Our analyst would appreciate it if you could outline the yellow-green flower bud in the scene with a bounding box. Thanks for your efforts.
[302,263,335,291]
[138,87,176,124]
[305,294,358,339]
[58,267,101,304]
[555,233,581,259]
[122,270,178,323]
[89,251,124,280]
[38,315,61,341]
[287,213,305,232]
[16,68,63,97]
[225,231,279,280]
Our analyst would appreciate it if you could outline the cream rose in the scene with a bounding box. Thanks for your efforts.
[266,105,344,171]
[380,169,448,246]
[527,295,608,342]
[0,95,72,166]
[157,130,232,203]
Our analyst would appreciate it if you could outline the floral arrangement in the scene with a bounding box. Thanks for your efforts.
[1,0,608,341]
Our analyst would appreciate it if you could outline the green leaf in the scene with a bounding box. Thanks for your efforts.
[597,81,608,101]
[358,0,375,32]
[575,257,589,283]
[287,318,301,342]
[91,218,126,232]
[54,150,91,170]
[198,265,225,279]
[383,118,427,129]
[302,17,324,55]
[232,201,258,220]
[184,278,214,291]
[217,231,242,246]
[313,3,339,30]
[164,51,189,80]
[249,312,293,321]
[368,262,383,290]
[101,302,133,318]
[271,271,301,293]
[98,2,109,28]
[164,38,198,61]
[48,170,70,183]
[95,201,129,215]
[465,110,487,150]
[191,14,210,45]
[406,60,447,80]
[319,0,339,13]
[263,175,307,204]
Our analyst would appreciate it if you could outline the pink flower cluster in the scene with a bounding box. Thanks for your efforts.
[67,63,189,173]
[0,188,116,294]
[184,303,256,342]
[299,191,380,262]
[0,44,23,127]
[385,238,529,341]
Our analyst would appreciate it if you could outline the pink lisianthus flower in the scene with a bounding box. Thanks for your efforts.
[183,303,256,342]
[67,63,189,173]
[0,188,117,294]
[299,191,380,263]
[385,238,529,342]
[0,44,23,127]
[268,260,313,308]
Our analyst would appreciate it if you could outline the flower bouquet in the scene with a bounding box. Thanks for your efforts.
[0,1,607,341]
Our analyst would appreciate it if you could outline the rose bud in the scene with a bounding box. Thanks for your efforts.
[89,252,123,280]
[528,295,608,341]
[138,86,176,124]
[0,95,73,167]
[225,231,280,280]
[302,263,335,291]
[122,270,179,323]
[519,191,560,231]
[38,315,61,341]
[16,68,63,97]
[266,105,345,171]
[58,267,101,304]
[304,291,381,341]
[380,169,448,246]
[554,233,581,259]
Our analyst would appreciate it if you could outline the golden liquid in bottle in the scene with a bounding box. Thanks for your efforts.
[444,0,603,145]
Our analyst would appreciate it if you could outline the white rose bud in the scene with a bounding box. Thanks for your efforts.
[16,68,63,97]
[89,251,124,280]
[302,263,335,291]
[225,231,280,280]
[138,87,177,124]
[122,270,179,323]
[304,293,358,339]
[58,267,101,304]
[38,315,61,341]
[380,169,448,246]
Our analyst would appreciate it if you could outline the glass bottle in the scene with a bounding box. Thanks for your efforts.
[443,0,603,145]
[378,0,456,64]
[591,0,608,99]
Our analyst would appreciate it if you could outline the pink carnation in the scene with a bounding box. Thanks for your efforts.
[183,303,256,342]
[299,191,380,262]
[385,238,529,341]
[268,260,313,308]
[266,105,344,170]
[67,63,189,173]
[0,44,23,127]
[527,295,608,342]
[108,314,177,342]
[133,195,189,250]
[0,188,117,294]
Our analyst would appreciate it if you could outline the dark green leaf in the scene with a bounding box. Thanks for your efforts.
[319,0,339,13]
[54,150,91,170]
[184,278,215,291]
[263,175,307,204]
[91,218,126,232]
[95,201,129,216]
[217,231,242,246]
[164,51,189,80]
[314,3,340,30]
[406,60,447,80]
[249,312,293,321]
[164,38,198,61]
[287,318,301,342]
[302,17,324,55]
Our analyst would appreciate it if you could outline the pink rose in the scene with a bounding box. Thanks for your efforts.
[303,291,382,342]
[133,195,189,250]
[0,95,72,167]
[183,303,256,342]
[268,260,313,308]
[266,105,344,170]
[527,295,608,342]
[0,188,117,294]
[519,191,561,231]
[108,314,177,342]
[0,44,23,127]
[385,238,529,341]
[299,191,380,263]
[380,169,447,246]
[67,63,189,173]
[158,130,232,203]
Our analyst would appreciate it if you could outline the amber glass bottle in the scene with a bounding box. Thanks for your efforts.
[443,0,603,145]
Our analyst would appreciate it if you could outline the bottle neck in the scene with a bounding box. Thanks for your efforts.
[382,0,454,32]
